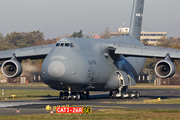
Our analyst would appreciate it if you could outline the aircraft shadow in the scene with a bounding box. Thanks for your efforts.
[39,94,180,101]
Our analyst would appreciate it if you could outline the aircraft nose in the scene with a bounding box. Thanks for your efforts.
[41,53,76,85]
[48,61,65,78]
[42,58,68,85]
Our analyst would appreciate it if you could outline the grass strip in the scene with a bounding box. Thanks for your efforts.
[0,90,59,100]
[0,109,180,120]
[131,83,180,89]
[103,98,180,104]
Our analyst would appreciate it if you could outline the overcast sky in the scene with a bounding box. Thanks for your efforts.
[0,0,180,39]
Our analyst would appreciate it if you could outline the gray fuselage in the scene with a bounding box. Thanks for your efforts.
[41,36,146,91]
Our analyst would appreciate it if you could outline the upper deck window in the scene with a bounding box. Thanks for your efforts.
[60,43,64,47]
[55,43,60,47]
[65,43,70,47]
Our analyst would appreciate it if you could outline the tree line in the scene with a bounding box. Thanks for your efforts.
[0,30,58,51]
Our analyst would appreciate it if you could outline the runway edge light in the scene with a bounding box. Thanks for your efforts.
[11,95,16,98]
[50,111,53,115]
[157,97,161,102]
[16,109,20,113]
[2,89,4,95]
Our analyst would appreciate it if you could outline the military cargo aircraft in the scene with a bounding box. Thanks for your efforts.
[0,0,179,100]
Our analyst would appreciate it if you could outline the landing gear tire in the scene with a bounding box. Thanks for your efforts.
[109,91,113,99]
[71,92,75,100]
[113,91,116,99]
[121,92,125,99]
[76,94,80,101]
[128,91,133,99]
[135,91,140,98]
[80,92,84,99]
[60,92,64,100]
[64,92,69,100]
[65,96,68,100]
[86,91,89,99]
[71,95,74,100]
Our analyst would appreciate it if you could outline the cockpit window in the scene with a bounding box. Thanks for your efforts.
[57,42,74,47]
[60,43,64,47]
[55,43,60,47]
[65,43,70,47]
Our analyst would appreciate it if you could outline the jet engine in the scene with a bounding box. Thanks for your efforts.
[155,60,176,78]
[1,60,23,78]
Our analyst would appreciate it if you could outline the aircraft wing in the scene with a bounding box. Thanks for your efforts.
[109,44,180,59]
[0,44,54,61]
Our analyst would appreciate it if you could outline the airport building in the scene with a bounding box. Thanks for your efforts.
[6,72,42,84]
[111,27,167,45]
[155,75,180,85]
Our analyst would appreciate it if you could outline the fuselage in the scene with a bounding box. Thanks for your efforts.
[41,36,146,91]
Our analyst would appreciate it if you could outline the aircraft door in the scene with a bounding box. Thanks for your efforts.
[116,70,129,87]
[104,70,129,90]
[126,71,136,86]
[116,70,136,87]
[117,73,122,87]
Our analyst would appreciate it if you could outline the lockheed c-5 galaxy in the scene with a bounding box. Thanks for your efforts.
[0,0,179,100]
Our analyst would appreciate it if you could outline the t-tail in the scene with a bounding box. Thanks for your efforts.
[129,0,144,40]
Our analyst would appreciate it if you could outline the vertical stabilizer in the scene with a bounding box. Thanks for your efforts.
[129,0,144,40]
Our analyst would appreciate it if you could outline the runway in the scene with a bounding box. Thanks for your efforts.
[1,86,180,115]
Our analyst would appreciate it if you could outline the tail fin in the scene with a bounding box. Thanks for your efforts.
[129,0,144,40]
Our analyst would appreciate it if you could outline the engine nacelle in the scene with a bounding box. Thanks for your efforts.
[1,60,23,78]
[155,60,176,78]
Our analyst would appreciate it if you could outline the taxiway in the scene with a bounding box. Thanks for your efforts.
[0,87,180,115]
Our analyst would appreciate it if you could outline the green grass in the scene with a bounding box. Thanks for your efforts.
[0,89,59,100]
[1,109,180,120]
[152,98,180,104]
[131,83,180,89]
[136,83,154,86]
[103,98,180,104]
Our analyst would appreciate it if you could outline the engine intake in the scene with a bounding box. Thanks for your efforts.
[155,60,176,78]
[1,60,23,78]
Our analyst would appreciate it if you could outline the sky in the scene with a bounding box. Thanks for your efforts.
[0,0,180,39]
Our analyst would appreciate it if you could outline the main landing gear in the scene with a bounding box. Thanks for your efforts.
[109,90,140,99]
[59,91,90,100]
